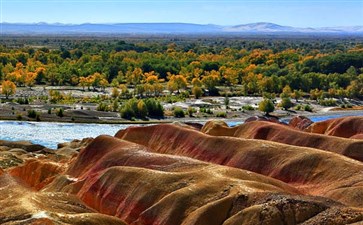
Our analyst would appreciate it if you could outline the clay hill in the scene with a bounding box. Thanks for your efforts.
[305,116,363,138]
[1,117,363,224]
[201,120,363,162]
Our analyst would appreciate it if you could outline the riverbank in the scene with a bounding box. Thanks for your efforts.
[1,86,363,124]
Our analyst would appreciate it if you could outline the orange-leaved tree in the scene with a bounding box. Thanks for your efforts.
[1,80,16,99]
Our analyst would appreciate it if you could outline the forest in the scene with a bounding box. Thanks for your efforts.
[0,36,362,102]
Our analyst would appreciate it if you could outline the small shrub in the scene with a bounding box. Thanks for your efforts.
[304,104,313,112]
[192,86,203,99]
[27,109,37,118]
[144,98,164,118]
[56,108,64,117]
[97,102,109,112]
[36,114,41,121]
[242,104,254,111]
[136,100,148,118]
[120,105,135,120]
[280,97,293,110]
[173,107,185,118]
[216,111,227,118]
[319,99,337,106]
[187,106,194,117]
[16,98,29,105]
[16,113,22,120]
[180,91,190,98]
[112,100,120,112]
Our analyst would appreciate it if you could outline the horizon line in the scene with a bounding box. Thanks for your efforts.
[1,22,363,28]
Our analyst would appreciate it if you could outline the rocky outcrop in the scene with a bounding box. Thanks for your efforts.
[201,120,363,162]
[289,115,313,130]
[0,173,126,225]
[306,116,363,138]
[245,115,282,124]
[8,159,65,190]
[116,124,363,208]
[0,140,45,152]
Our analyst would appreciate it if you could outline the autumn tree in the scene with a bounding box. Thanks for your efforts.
[127,68,143,86]
[1,80,16,99]
[201,70,220,95]
[220,66,238,89]
[192,86,203,99]
[25,72,37,88]
[167,73,187,94]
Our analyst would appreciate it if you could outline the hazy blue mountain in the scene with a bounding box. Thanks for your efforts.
[0,22,362,35]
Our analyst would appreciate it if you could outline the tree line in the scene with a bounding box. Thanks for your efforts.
[0,37,363,99]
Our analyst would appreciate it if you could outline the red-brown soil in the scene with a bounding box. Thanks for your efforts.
[1,117,363,224]
[306,116,363,138]
[201,120,363,162]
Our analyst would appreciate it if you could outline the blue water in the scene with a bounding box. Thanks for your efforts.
[0,121,137,149]
[308,111,363,122]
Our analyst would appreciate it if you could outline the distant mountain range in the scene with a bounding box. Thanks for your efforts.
[1,22,362,35]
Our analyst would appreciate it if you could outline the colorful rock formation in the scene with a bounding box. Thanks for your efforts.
[116,124,363,207]
[288,115,314,130]
[201,120,363,162]
[306,116,363,138]
[1,116,363,224]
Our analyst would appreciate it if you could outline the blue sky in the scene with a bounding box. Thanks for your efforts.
[1,0,362,27]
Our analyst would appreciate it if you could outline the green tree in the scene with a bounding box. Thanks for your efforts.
[258,98,275,116]
[280,97,293,110]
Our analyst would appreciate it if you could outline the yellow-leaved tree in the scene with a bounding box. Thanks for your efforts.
[1,80,16,99]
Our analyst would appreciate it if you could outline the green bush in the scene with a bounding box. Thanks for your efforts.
[216,111,227,118]
[180,91,190,98]
[27,109,37,118]
[120,98,137,120]
[97,102,110,111]
[173,107,185,118]
[144,98,164,118]
[304,104,313,112]
[242,104,254,111]
[15,98,29,105]
[16,113,22,120]
[136,100,148,118]
[192,86,203,99]
[120,98,161,119]
[120,104,135,119]
[319,99,337,106]
[200,107,213,114]
[56,108,64,117]
[294,104,302,110]
[280,97,293,110]
[187,106,195,117]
